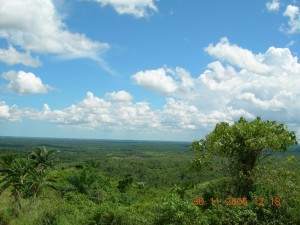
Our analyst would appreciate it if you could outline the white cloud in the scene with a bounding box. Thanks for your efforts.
[282,5,300,33]
[266,0,280,12]
[132,67,195,96]
[205,37,270,74]
[0,101,21,121]
[105,90,133,102]
[29,91,160,131]
[0,46,41,67]
[1,38,300,140]
[2,70,53,94]
[132,68,178,95]
[0,0,109,67]
[0,91,254,135]
[160,98,206,130]
[93,0,158,18]
[0,102,10,118]
[199,42,300,119]
[32,92,218,132]
[236,92,284,111]
[132,38,300,135]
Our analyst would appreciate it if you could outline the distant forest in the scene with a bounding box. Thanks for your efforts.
[0,127,300,225]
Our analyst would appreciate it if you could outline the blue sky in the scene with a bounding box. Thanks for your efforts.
[0,0,300,141]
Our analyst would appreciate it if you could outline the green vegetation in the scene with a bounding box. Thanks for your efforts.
[0,147,57,209]
[191,117,297,198]
[0,118,300,224]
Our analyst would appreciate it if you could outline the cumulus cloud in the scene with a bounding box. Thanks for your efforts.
[0,101,21,121]
[0,0,109,67]
[2,70,53,94]
[0,46,41,67]
[92,0,158,18]
[105,90,133,102]
[200,40,300,123]
[266,0,280,12]
[282,5,300,33]
[1,38,300,139]
[0,91,212,133]
[29,91,160,131]
[205,37,270,74]
[160,98,206,130]
[0,102,10,118]
[132,67,195,96]
[132,68,178,95]
[132,38,300,134]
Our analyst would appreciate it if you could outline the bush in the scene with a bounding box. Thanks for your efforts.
[153,194,208,225]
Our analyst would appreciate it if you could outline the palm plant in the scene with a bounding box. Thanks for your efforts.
[67,169,96,194]
[24,169,57,198]
[26,147,58,198]
[0,153,18,168]
[0,158,30,209]
[29,146,57,170]
[0,147,58,208]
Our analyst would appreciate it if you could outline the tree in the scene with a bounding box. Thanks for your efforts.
[0,147,58,207]
[29,146,57,170]
[24,169,57,198]
[0,157,30,209]
[0,153,18,168]
[26,147,58,198]
[67,169,96,194]
[191,117,297,198]
[118,174,133,193]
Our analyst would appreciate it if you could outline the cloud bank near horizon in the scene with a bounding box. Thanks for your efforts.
[1,38,300,139]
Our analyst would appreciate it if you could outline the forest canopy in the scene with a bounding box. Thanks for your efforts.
[0,117,299,224]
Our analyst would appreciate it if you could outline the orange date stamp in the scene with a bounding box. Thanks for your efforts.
[193,197,281,207]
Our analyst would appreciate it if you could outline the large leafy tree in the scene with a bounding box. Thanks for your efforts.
[191,117,298,198]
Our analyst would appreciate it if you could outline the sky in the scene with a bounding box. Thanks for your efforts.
[0,0,300,141]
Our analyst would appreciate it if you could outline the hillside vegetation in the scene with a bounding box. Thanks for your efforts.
[0,118,300,224]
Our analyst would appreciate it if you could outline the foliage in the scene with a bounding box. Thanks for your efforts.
[0,135,299,224]
[170,182,194,199]
[0,147,58,208]
[191,117,297,197]
[29,147,57,170]
[153,194,207,225]
[117,174,133,193]
[251,156,300,224]
[0,157,30,209]
[0,153,18,168]
[67,169,97,194]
